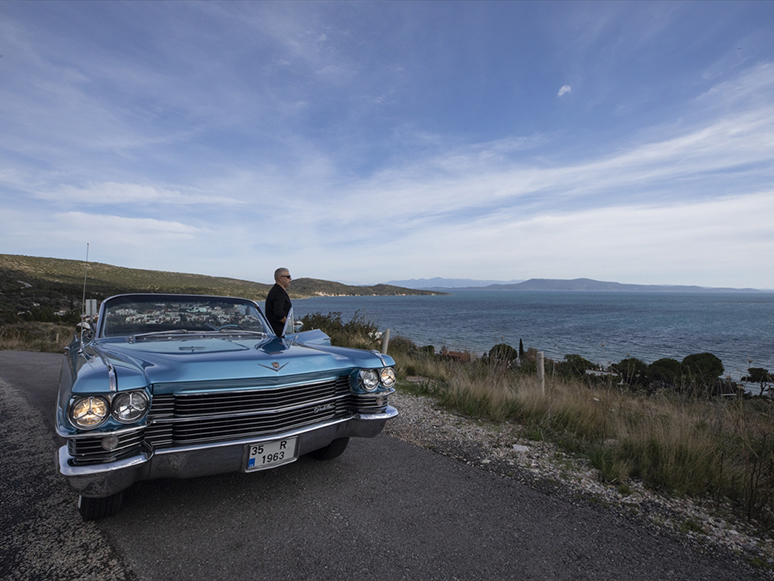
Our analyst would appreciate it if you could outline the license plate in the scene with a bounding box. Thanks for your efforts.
[246,437,298,472]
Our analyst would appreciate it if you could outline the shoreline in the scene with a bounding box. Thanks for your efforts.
[295,291,774,382]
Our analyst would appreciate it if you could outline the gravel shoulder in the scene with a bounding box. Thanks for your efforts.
[0,375,135,581]
[385,381,774,577]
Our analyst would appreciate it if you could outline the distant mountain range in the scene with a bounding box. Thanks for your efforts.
[386,277,762,292]
[386,277,525,289]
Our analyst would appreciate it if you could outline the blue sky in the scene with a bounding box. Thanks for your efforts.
[1,1,773,288]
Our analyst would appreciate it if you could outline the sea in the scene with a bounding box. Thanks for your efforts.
[293,291,774,382]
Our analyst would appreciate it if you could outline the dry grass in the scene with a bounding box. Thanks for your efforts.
[0,322,74,353]
[393,348,774,530]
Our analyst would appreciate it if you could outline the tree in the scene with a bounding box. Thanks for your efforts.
[614,357,649,388]
[744,367,772,396]
[556,354,595,379]
[682,353,724,394]
[487,343,519,363]
[648,358,686,389]
[518,338,524,360]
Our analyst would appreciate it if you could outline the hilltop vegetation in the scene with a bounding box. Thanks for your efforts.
[0,253,439,326]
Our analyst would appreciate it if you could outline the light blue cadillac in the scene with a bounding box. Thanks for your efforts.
[56,293,398,520]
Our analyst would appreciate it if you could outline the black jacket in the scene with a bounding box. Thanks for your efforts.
[265,283,292,336]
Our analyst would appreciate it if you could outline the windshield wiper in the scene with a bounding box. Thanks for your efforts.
[130,328,268,341]
[214,329,267,336]
[204,323,267,336]
[131,329,197,340]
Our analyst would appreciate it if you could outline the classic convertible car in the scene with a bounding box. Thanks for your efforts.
[56,293,398,520]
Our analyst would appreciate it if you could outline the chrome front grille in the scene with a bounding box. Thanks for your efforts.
[350,390,393,414]
[144,375,351,449]
[68,429,144,464]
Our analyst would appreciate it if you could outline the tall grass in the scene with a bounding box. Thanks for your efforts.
[390,342,774,531]
[0,322,74,353]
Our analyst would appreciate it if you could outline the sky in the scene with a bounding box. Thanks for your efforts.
[1,2,773,289]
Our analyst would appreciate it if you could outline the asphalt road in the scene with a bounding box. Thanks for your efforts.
[0,350,767,581]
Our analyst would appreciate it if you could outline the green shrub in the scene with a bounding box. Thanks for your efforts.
[300,311,380,350]
[555,354,595,380]
[614,357,649,388]
[682,353,724,395]
[648,358,686,389]
[486,343,519,363]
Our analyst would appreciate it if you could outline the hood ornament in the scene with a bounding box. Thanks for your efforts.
[259,361,288,372]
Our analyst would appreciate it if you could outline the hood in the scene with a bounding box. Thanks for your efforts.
[80,335,391,393]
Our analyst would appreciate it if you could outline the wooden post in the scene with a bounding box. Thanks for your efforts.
[537,351,545,395]
[382,329,391,354]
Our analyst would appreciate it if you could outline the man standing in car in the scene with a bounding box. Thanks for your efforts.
[265,267,292,336]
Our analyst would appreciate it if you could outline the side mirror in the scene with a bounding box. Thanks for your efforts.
[282,308,304,336]
[76,321,93,349]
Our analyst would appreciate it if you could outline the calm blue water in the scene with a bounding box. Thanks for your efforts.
[294,291,774,380]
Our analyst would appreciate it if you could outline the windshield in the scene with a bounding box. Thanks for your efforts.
[99,295,270,338]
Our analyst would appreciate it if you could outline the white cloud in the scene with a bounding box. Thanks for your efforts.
[37,182,243,207]
[55,212,208,242]
[2,4,774,289]
[329,190,774,287]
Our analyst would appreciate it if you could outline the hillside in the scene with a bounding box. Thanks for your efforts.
[0,254,438,323]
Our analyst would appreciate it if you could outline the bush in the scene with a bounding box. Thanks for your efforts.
[614,357,649,388]
[556,354,595,380]
[648,358,686,389]
[299,311,381,350]
[485,343,519,363]
[682,353,724,394]
[386,335,417,355]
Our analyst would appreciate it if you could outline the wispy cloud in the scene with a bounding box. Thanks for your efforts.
[36,183,243,208]
[1,2,773,287]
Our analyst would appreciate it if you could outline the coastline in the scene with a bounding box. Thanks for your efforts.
[295,290,774,381]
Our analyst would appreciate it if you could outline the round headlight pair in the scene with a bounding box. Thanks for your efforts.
[69,391,149,429]
[358,367,396,392]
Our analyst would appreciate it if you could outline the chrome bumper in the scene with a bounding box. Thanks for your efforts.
[58,407,398,498]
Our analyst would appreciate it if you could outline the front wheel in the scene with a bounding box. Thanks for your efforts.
[78,491,124,521]
[309,437,349,461]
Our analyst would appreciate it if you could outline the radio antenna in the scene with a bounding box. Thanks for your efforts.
[79,243,90,348]
[82,243,89,321]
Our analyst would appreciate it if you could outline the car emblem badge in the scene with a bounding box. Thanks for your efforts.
[258,361,288,372]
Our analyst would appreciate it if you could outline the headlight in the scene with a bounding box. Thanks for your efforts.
[380,367,396,388]
[69,396,110,429]
[359,369,380,392]
[112,391,150,423]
